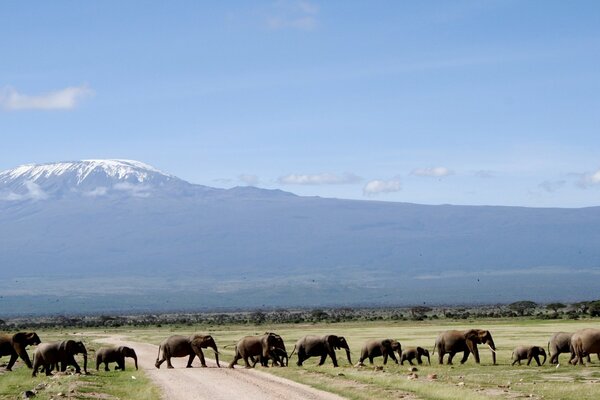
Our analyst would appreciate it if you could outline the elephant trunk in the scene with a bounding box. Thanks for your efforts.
[344,347,352,365]
[82,352,88,373]
[132,353,138,370]
[487,340,497,365]
[541,351,547,366]
[212,345,221,368]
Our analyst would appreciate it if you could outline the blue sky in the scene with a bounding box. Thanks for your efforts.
[1,0,599,207]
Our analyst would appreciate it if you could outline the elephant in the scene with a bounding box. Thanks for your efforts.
[434,329,496,365]
[0,332,41,370]
[400,346,430,365]
[229,332,287,368]
[357,339,401,366]
[548,332,592,365]
[571,328,600,365]
[32,340,87,377]
[249,332,288,367]
[96,346,138,371]
[155,334,220,369]
[291,335,352,367]
[511,345,546,366]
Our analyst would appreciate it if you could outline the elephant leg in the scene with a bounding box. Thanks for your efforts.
[534,355,541,366]
[104,362,110,372]
[296,349,305,366]
[228,354,240,368]
[447,352,456,365]
[318,354,327,366]
[186,353,195,368]
[167,356,175,369]
[368,355,374,365]
[460,350,470,364]
[416,356,422,365]
[383,353,388,365]
[6,353,18,371]
[196,349,207,367]
[243,356,253,368]
[409,359,415,366]
[511,358,518,366]
[330,351,339,367]
[438,351,445,365]
[45,363,52,376]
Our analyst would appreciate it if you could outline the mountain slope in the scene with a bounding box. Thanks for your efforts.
[1,160,599,315]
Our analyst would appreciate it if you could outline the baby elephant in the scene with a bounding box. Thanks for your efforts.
[400,346,430,365]
[358,339,402,366]
[96,346,138,371]
[511,346,546,366]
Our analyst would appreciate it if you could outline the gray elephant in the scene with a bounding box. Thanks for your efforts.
[155,334,220,369]
[291,335,352,367]
[0,332,41,371]
[548,332,593,365]
[249,332,288,367]
[511,345,546,366]
[96,346,138,371]
[571,328,600,365]
[32,340,87,377]
[358,339,401,365]
[229,332,286,368]
[400,346,430,365]
[434,329,497,365]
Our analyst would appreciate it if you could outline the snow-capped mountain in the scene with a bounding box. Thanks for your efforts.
[0,159,202,199]
[1,159,600,315]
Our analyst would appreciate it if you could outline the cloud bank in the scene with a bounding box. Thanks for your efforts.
[0,85,93,111]
[363,177,402,195]
[411,167,453,177]
[278,172,361,185]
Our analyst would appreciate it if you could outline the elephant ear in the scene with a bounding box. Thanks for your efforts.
[381,339,391,347]
[326,335,339,350]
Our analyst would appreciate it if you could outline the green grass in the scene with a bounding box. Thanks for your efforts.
[3,319,600,399]
[128,318,600,400]
[0,330,159,400]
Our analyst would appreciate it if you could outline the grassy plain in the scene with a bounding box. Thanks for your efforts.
[0,330,159,400]
[2,318,600,399]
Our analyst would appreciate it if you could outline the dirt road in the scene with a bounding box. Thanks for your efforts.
[96,335,346,400]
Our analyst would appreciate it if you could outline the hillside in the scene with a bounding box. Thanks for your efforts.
[1,160,599,315]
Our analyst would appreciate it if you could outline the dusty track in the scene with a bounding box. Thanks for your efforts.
[96,335,345,400]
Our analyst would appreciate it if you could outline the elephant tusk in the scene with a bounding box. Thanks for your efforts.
[487,345,497,353]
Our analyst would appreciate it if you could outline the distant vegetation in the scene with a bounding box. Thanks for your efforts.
[4,300,600,329]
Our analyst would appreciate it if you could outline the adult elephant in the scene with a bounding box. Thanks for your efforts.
[96,346,138,371]
[32,340,87,377]
[229,332,286,368]
[0,332,41,371]
[571,328,600,365]
[358,339,401,365]
[155,334,220,369]
[434,329,497,365]
[292,335,352,367]
[548,332,592,365]
[250,332,288,367]
[511,345,546,366]
[400,347,430,365]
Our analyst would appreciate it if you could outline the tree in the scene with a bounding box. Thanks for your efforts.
[573,301,590,315]
[410,306,432,320]
[546,303,566,315]
[588,301,600,317]
[508,301,537,316]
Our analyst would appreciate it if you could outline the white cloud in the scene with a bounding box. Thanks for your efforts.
[113,182,151,198]
[83,187,108,197]
[278,172,361,185]
[411,167,454,177]
[474,170,495,179]
[363,178,402,195]
[0,85,93,111]
[238,174,259,186]
[266,0,319,31]
[578,169,600,188]
[0,181,48,201]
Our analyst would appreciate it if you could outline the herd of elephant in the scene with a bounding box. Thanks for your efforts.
[2,327,600,378]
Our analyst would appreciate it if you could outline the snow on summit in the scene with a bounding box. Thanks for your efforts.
[0,159,184,199]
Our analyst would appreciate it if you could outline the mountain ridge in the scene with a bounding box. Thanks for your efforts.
[1,159,599,315]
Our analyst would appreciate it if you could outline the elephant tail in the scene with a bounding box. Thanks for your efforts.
[288,345,297,360]
[431,339,437,356]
